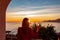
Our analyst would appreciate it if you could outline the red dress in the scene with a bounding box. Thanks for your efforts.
[17,27,38,40]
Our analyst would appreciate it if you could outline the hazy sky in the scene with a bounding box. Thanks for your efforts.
[6,0,60,22]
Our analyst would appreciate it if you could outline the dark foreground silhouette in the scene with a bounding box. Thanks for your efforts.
[6,18,59,40]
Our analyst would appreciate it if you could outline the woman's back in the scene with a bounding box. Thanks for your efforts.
[17,27,36,40]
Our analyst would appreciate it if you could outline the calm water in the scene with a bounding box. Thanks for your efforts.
[6,22,60,34]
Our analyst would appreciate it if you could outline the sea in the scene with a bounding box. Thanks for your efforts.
[6,22,60,35]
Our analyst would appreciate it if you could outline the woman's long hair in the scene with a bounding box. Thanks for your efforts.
[22,18,29,34]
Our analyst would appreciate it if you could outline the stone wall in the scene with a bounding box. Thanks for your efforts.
[0,0,11,40]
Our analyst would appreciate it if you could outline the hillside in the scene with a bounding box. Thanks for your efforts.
[44,19,60,23]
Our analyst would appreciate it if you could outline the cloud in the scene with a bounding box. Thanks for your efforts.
[7,6,60,13]
[6,5,60,18]
[7,5,60,12]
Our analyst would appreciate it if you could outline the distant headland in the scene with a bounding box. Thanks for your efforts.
[44,19,60,23]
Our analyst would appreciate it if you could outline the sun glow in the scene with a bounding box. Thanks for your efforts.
[6,8,60,22]
[6,12,60,22]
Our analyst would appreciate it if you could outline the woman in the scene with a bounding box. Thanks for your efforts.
[17,18,38,40]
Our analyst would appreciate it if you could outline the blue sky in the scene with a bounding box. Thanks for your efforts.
[7,0,60,12]
[8,0,60,7]
[6,0,60,21]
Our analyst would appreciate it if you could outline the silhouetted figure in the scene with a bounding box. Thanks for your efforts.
[32,23,37,32]
[17,18,38,40]
[47,24,50,27]
[36,23,41,33]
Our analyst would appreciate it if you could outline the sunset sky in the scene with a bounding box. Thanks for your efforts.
[6,0,60,22]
